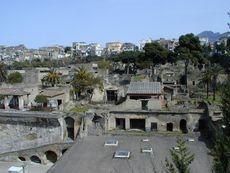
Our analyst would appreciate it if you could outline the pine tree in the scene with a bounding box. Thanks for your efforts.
[165,136,194,173]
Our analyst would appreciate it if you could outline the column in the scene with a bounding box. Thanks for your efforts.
[18,96,24,110]
[125,118,130,130]
[4,96,9,110]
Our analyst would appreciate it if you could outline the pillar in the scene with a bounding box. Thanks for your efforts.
[125,118,130,130]
[4,96,10,110]
[18,96,24,110]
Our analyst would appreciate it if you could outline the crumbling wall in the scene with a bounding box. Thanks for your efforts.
[0,116,63,153]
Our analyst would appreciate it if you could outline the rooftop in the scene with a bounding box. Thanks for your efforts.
[127,82,161,95]
[0,88,30,96]
[40,87,65,97]
[47,135,212,173]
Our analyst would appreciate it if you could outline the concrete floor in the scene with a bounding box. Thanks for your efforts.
[0,161,51,173]
[47,135,212,173]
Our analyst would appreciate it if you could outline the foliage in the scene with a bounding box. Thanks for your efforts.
[211,127,230,173]
[210,64,223,100]
[9,58,69,70]
[97,60,112,70]
[221,82,230,133]
[0,94,4,100]
[200,68,212,98]
[34,95,48,106]
[71,66,103,99]
[143,42,169,65]
[174,33,203,89]
[64,46,71,53]
[70,105,89,113]
[210,81,230,173]
[42,69,61,87]
[0,62,7,83]
[7,72,23,84]
[165,136,194,173]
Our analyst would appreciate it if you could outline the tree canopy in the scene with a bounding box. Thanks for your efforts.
[165,136,194,173]
[71,66,103,100]
[34,95,48,107]
[42,69,61,87]
[0,62,7,83]
[143,42,169,65]
[7,72,23,84]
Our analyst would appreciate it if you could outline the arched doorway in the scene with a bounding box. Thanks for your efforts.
[30,155,41,164]
[180,119,188,133]
[198,119,206,131]
[45,150,58,163]
[18,156,26,161]
[65,117,75,140]
[166,123,173,131]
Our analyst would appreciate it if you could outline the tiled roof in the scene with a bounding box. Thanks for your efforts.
[0,88,30,96]
[127,82,161,95]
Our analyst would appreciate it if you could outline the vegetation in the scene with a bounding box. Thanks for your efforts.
[71,66,103,100]
[42,69,61,87]
[0,62,7,83]
[7,72,23,84]
[174,33,203,90]
[211,128,230,173]
[165,136,194,173]
[70,105,89,113]
[210,64,223,100]
[9,58,69,70]
[211,81,230,173]
[97,59,112,70]
[143,42,169,65]
[34,95,48,107]
[200,68,212,99]
[0,94,4,100]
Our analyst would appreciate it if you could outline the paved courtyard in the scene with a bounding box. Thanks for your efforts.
[47,134,212,173]
[0,161,51,173]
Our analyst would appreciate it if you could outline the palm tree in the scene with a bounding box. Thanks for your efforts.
[42,69,61,87]
[0,62,7,83]
[210,64,223,101]
[71,66,103,100]
[200,68,212,99]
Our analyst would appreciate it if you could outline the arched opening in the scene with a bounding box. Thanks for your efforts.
[30,155,41,164]
[45,150,58,163]
[166,123,173,131]
[62,149,68,154]
[180,119,188,133]
[18,156,26,161]
[65,117,75,140]
[198,119,206,131]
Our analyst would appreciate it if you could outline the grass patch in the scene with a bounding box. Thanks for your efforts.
[70,106,89,113]
[133,75,146,81]
[204,97,222,103]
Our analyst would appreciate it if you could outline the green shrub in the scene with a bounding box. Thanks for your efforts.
[7,72,23,83]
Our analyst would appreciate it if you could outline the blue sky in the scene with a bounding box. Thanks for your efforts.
[0,0,229,48]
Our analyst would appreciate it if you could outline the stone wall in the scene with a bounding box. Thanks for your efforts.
[108,111,206,132]
[0,116,63,153]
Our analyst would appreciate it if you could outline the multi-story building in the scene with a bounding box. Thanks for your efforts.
[89,43,103,57]
[121,43,138,52]
[105,42,123,55]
